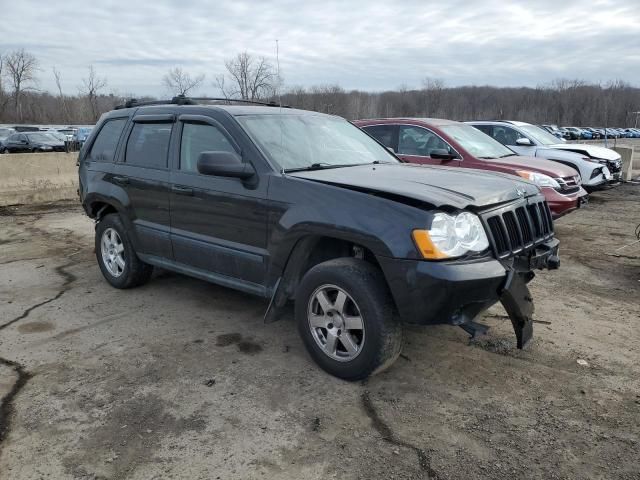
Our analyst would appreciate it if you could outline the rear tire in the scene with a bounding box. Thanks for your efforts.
[295,258,402,381]
[95,213,153,289]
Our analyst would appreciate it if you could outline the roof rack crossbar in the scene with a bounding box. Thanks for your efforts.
[115,95,289,110]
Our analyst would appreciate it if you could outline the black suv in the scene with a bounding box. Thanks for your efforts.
[79,98,560,380]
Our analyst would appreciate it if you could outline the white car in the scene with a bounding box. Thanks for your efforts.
[468,121,622,190]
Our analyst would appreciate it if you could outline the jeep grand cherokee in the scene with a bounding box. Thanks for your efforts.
[78,98,560,380]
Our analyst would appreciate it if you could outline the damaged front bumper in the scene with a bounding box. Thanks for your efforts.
[378,238,560,349]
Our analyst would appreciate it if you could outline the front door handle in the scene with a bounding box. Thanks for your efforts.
[171,185,194,196]
[112,176,129,185]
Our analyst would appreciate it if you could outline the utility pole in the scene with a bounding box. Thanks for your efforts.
[633,111,640,129]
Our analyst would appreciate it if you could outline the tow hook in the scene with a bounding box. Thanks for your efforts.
[548,255,560,270]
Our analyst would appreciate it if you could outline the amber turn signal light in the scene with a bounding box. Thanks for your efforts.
[411,230,449,260]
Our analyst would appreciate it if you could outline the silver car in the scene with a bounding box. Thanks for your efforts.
[468,121,622,190]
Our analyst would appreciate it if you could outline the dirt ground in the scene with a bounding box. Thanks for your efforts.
[0,185,639,480]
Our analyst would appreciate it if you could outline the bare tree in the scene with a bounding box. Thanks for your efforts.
[162,67,204,96]
[52,67,70,123]
[4,49,39,121]
[0,53,4,97]
[0,54,6,116]
[422,77,445,116]
[215,52,277,101]
[80,65,107,122]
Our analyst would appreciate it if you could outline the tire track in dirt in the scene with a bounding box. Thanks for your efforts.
[0,263,77,451]
[0,263,77,331]
[0,358,32,451]
[361,390,439,479]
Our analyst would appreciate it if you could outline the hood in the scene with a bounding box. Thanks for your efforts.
[289,163,540,210]
[549,143,621,161]
[480,155,579,178]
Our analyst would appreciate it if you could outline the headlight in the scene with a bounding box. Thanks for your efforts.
[412,212,489,260]
[516,170,560,189]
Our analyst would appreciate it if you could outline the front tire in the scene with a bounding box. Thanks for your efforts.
[295,258,402,381]
[95,213,153,289]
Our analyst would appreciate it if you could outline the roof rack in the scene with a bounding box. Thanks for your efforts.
[115,95,289,110]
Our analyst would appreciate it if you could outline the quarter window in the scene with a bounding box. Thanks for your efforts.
[125,122,172,168]
[88,118,127,162]
[180,122,236,172]
[398,126,449,156]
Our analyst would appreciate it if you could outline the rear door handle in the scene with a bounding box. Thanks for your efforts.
[171,185,194,195]
[112,176,129,185]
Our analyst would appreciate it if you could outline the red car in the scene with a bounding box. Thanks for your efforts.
[354,118,588,218]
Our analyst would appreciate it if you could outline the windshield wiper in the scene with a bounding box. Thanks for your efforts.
[477,156,497,159]
[499,153,517,158]
[283,161,388,173]
[283,162,339,173]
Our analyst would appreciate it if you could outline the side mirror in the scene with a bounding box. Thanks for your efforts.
[20,139,28,144]
[430,149,459,161]
[197,151,255,179]
[515,138,533,146]
[387,146,396,153]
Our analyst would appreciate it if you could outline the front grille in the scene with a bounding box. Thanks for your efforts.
[484,199,554,258]
[556,175,581,194]
[607,160,621,173]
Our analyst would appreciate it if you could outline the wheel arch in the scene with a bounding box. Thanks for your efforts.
[89,201,119,220]
[264,234,391,323]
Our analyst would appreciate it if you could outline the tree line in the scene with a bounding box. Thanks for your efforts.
[1,49,638,128]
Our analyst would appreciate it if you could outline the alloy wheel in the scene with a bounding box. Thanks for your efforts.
[100,228,126,277]
[307,284,365,362]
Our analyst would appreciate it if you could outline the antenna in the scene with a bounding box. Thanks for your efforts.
[276,39,285,174]
[275,39,282,106]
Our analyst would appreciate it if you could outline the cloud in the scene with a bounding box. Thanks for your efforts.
[2,0,639,96]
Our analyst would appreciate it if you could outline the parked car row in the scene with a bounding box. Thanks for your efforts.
[540,124,640,140]
[0,131,67,153]
[468,121,622,189]
[0,124,94,153]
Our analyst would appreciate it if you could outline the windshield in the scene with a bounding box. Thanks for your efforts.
[519,125,563,145]
[236,114,398,171]
[26,132,55,142]
[441,124,515,158]
[47,132,66,141]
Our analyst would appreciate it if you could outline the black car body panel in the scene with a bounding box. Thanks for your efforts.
[290,163,540,210]
[79,103,559,344]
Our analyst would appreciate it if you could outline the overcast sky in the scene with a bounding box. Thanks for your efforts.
[2,0,639,97]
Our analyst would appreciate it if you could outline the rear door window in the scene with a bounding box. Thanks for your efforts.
[473,125,493,136]
[125,123,172,169]
[88,118,127,162]
[363,125,397,151]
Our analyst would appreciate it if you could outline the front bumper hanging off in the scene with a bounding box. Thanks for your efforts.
[458,238,559,349]
[500,271,535,349]
[377,238,559,349]
[499,238,559,348]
